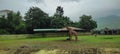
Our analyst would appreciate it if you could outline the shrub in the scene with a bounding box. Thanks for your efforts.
[0,29,9,34]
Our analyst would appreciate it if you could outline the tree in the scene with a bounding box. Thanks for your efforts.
[79,15,97,31]
[51,16,71,28]
[54,6,64,17]
[0,16,7,29]
[7,11,26,34]
[0,16,9,34]
[71,21,80,27]
[0,11,26,34]
[24,7,50,33]
[50,6,71,28]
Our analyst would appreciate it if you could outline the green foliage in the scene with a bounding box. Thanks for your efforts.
[50,16,71,28]
[0,17,8,29]
[54,6,64,17]
[79,15,97,31]
[7,11,26,34]
[25,7,51,33]
[0,11,26,34]
[0,15,10,34]
[0,6,98,34]
[15,21,27,34]
[24,6,71,30]
[0,29,9,34]
[50,6,71,28]
[71,21,80,27]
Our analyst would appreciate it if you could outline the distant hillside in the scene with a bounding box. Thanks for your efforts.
[94,15,120,29]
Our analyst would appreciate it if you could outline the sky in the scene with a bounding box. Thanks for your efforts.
[0,0,120,21]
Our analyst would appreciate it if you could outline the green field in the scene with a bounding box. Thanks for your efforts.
[0,35,120,54]
[0,35,120,48]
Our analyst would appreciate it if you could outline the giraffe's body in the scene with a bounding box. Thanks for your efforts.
[66,26,78,41]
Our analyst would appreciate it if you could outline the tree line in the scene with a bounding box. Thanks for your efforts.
[0,6,97,34]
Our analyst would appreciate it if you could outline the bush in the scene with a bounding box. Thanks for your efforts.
[0,29,9,34]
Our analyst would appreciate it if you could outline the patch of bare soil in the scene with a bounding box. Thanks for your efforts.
[34,48,120,54]
[0,45,120,54]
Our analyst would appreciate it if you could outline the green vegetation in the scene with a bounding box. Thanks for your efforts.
[0,11,26,34]
[0,35,120,49]
[0,6,97,34]
[79,15,97,31]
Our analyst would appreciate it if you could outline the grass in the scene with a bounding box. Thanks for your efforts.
[0,35,120,49]
[0,35,120,54]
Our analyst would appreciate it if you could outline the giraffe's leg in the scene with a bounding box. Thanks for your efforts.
[75,35,78,41]
[73,31,78,41]
[69,31,73,40]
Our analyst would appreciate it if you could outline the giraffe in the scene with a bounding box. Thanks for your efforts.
[66,26,78,41]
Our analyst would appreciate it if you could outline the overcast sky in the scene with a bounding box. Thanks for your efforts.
[0,0,120,21]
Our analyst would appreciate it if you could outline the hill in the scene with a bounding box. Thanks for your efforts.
[94,15,120,29]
